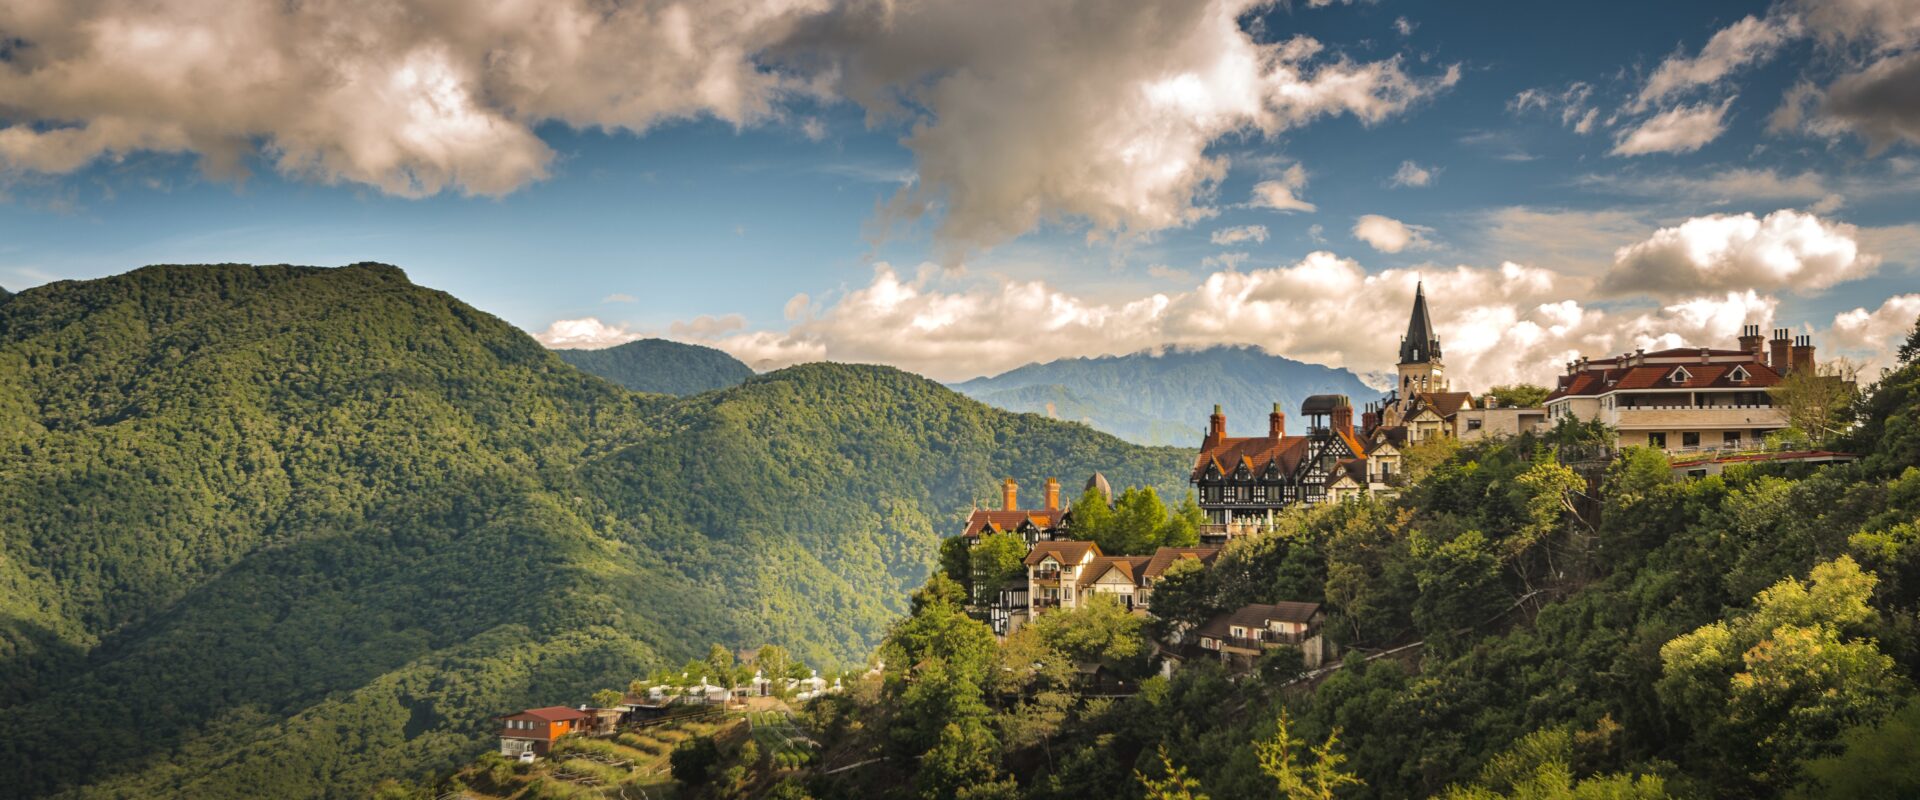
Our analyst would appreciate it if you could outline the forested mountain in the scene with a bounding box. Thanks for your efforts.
[0,263,1191,799]
[953,346,1381,446]
[554,338,755,395]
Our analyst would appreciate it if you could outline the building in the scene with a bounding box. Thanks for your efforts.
[497,706,593,758]
[1194,601,1332,669]
[962,477,1069,546]
[1022,542,1223,619]
[1189,396,1369,542]
[1544,326,1827,453]
[1456,396,1550,442]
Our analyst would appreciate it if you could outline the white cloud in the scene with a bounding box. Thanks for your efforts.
[1250,163,1318,213]
[1828,294,1920,372]
[1393,17,1416,37]
[1602,209,1878,296]
[1611,99,1734,155]
[602,293,638,303]
[1389,159,1435,187]
[664,254,1832,389]
[1147,264,1195,282]
[1211,224,1269,245]
[1635,15,1799,111]
[1351,214,1433,253]
[1479,206,1653,276]
[0,0,1456,254]
[534,317,648,349]
[1510,82,1597,133]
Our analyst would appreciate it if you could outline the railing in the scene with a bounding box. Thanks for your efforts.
[1033,598,1061,610]
[1217,627,1320,651]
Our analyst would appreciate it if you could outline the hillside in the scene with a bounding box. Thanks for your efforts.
[555,338,755,396]
[0,263,1192,799]
[953,345,1381,446]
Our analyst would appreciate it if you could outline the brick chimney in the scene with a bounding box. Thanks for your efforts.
[1330,402,1353,437]
[1361,407,1379,434]
[1044,477,1060,511]
[1770,328,1792,372]
[1001,478,1018,511]
[1268,402,1286,438]
[1738,324,1765,363]
[1206,404,1226,448]
[1791,335,1815,374]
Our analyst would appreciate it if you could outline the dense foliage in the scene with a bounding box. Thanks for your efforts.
[798,348,1920,800]
[555,337,756,396]
[0,263,1192,799]
[952,345,1378,446]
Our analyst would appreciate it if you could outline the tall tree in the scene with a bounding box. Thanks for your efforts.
[1772,358,1861,444]
[1256,710,1364,800]
[969,532,1029,605]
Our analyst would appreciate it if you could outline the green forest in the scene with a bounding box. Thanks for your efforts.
[0,263,1190,799]
[624,332,1920,800]
[554,338,756,396]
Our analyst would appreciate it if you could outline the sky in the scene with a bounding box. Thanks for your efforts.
[1,0,1917,388]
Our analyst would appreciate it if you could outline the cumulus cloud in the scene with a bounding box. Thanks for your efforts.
[1611,99,1733,155]
[1211,224,1269,245]
[0,0,1455,252]
[1635,14,1799,110]
[1250,164,1318,213]
[534,317,648,349]
[1602,209,1878,296]
[662,254,1821,388]
[1828,293,1920,372]
[1351,214,1433,253]
[1389,159,1435,187]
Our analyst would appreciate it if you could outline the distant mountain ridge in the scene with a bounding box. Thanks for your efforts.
[555,338,754,395]
[953,345,1382,446]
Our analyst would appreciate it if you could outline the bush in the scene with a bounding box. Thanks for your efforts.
[669,736,721,785]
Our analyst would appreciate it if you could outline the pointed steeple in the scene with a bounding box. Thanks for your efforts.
[1399,281,1440,365]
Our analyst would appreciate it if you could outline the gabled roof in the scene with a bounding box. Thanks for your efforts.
[1077,556,1152,588]
[1142,546,1222,579]
[1192,435,1311,481]
[963,508,1066,537]
[1546,360,1782,401]
[1196,601,1323,639]
[1025,539,1099,567]
[1369,426,1409,448]
[1417,391,1473,418]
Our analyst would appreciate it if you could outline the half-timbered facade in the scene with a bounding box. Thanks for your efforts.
[1189,396,1367,541]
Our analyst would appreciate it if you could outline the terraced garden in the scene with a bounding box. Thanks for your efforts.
[747,711,819,770]
[447,713,736,799]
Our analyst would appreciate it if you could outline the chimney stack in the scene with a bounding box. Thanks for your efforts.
[1791,334,1815,374]
[1001,478,1018,511]
[1269,402,1286,438]
[1330,400,1353,437]
[1770,328,1792,372]
[1206,404,1227,447]
[1044,477,1060,511]
[1738,324,1766,363]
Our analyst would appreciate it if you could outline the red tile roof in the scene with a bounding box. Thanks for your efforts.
[963,508,1066,537]
[1549,361,1780,400]
[1191,435,1311,481]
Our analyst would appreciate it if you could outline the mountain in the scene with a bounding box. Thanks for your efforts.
[0,263,1191,799]
[554,338,754,395]
[953,345,1383,446]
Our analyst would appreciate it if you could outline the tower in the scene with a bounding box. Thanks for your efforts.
[1396,281,1447,395]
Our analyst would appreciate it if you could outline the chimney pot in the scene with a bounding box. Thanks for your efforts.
[1269,402,1286,438]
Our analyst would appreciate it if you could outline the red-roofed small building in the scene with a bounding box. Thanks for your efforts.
[1544,325,1839,453]
[961,477,1070,546]
[498,706,593,758]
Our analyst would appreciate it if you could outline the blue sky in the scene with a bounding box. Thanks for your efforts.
[1,0,1915,385]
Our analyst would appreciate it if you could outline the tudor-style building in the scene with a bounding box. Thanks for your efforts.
[1189,396,1367,541]
[962,477,1069,546]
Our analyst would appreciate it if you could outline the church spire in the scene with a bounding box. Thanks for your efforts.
[1399,281,1440,365]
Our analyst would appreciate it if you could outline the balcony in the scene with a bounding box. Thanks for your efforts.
[1215,626,1319,652]
[1032,598,1061,610]
[1608,406,1786,430]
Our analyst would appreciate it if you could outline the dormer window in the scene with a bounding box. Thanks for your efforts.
[1728,365,1749,382]
[1668,366,1692,384]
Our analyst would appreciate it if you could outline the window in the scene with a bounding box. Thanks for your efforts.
[1467,418,1483,431]
[1724,431,1741,447]
[1682,431,1700,448]
[1648,432,1667,448]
